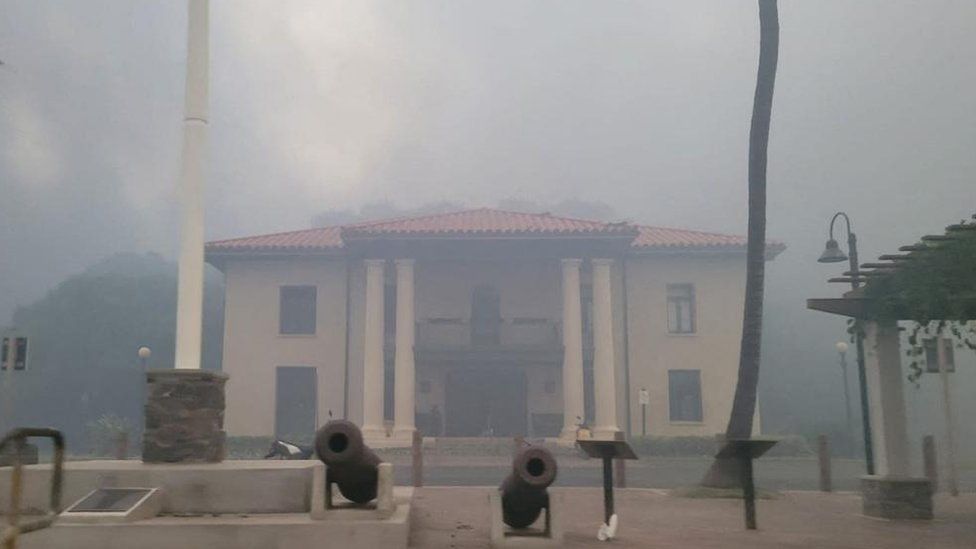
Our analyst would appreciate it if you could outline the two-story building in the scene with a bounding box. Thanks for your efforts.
[205,208,784,442]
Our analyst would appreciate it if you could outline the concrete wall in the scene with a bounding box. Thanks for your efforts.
[624,254,748,437]
[221,258,348,436]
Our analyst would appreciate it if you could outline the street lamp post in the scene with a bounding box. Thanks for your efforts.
[835,341,854,455]
[819,212,875,475]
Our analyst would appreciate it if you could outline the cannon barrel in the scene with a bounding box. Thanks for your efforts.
[500,446,558,529]
[315,420,381,504]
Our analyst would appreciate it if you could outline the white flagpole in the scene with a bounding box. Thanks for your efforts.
[173,0,209,370]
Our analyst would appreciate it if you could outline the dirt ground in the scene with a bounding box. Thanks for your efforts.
[408,487,976,548]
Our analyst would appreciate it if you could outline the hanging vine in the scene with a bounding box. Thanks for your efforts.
[863,219,976,383]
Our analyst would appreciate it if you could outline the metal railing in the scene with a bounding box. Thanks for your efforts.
[1,428,65,549]
[412,319,563,348]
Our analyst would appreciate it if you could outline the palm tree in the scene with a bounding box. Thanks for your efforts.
[702,0,780,488]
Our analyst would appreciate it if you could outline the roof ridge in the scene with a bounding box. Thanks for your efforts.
[486,207,627,227]
[336,208,483,231]
[337,206,623,233]
[207,224,339,246]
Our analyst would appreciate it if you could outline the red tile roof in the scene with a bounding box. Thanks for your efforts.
[341,208,637,238]
[206,208,781,255]
[633,226,748,248]
[207,226,343,252]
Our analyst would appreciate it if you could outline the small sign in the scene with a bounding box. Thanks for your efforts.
[1,336,28,371]
[638,388,649,406]
[924,338,955,374]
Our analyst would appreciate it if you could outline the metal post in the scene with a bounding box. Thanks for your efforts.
[412,429,423,488]
[641,403,647,437]
[817,434,832,492]
[601,456,614,524]
[839,349,854,453]
[845,229,875,475]
[139,355,147,441]
[741,454,756,530]
[173,0,209,371]
[2,336,13,435]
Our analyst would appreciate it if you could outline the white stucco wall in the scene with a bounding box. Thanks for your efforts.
[221,258,347,436]
[624,254,749,437]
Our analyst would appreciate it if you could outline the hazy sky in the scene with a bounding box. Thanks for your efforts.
[2,0,975,340]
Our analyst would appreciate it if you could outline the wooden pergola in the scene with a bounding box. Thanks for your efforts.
[807,213,976,519]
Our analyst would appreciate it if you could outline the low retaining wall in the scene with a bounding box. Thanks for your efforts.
[0,460,317,515]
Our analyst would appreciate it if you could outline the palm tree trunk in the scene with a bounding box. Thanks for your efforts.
[702,0,779,488]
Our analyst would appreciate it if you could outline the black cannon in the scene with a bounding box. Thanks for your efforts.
[500,446,558,529]
[315,420,381,505]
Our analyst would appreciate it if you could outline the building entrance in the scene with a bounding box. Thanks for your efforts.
[445,367,527,436]
[275,366,317,439]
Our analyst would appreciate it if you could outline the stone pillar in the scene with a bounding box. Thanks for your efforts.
[592,258,620,439]
[143,369,227,463]
[863,320,910,477]
[362,259,386,439]
[860,319,933,520]
[560,259,585,440]
[393,259,416,440]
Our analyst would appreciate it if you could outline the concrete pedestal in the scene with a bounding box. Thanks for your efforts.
[1,460,413,549]
[489,490,563,547]
[861,476,933,520]
[142,369,227,463]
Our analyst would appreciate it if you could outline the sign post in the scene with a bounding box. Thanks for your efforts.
[577,438,638,541]
[638,388,649,437]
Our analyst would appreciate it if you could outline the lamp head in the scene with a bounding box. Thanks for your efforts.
[137,346,152,359]
[835,341,849,354]
[818,239,848,263]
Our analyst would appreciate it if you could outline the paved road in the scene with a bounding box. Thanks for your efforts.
[390,456,976,492]
[410,487,976,548]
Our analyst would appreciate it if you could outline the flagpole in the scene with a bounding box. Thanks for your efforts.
[173,0,209,370]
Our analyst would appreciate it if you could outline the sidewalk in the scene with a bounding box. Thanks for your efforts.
[409,487,976,548]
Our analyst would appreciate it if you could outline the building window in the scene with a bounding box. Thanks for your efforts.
[924,338,955,373]
[279,286,317,335]
[668,369,703,422]
[544,378,556,394]
[667,284,696,334]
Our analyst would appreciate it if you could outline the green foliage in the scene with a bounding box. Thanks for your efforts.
[4,253,224,448]
[864,222,976,381]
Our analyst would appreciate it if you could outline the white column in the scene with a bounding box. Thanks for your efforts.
[560,259,585,440]
[362,259,386,438]
[863,320,910,477]
[592,258,620,439]
[174,0,209,370]
[393,259,416,440]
